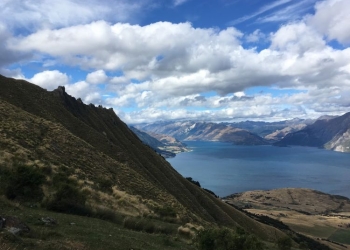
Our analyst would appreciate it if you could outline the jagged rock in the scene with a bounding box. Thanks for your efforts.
[40,217,57,226]
[40,217,58,226]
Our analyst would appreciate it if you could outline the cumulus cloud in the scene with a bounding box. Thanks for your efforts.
[64,80,102,104]
[30,70,69,91]
[245,29,266,43]
[0,22,30,69]
[308,0,350,45]
[3,0,350,123]
[86,70,108,84]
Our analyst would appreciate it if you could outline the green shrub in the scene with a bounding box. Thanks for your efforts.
[153,206,177,218]
[123,217,175,235]
[186,177,201,187]
[4,163,45,201]
[93,207,124,225]
[96,177,114,193]
[277,236,292,250]
[46,183,88,216]
[196,228,265,250]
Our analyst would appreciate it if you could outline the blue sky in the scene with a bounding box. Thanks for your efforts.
[1,0,350,123]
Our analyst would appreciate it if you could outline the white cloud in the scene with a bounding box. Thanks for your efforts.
[11,21,242,77]
[30,70,69,91]
[64,80,102,104]
[86,70,108,84]
[257,0,316,23]
[0,0,146,31]
[229,0,293,25]
[245,29,266,43]
[3,0,350,123]
[308,0,350,45]
[0,22,30,68]
[173,0,190,7]
[270,22,326,53]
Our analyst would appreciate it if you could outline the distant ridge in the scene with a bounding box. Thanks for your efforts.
[135,120,268,145]
[275,112,350,152]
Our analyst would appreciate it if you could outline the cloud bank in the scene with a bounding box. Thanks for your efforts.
[1,0,350,123]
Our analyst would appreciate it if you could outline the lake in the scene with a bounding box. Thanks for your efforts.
[167,141,350,198]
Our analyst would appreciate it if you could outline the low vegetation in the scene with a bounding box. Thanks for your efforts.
[196,228,265,250]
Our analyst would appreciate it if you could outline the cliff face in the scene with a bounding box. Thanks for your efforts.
[135,121,268,145]
[0,74,283,239]
[275,112,350,152]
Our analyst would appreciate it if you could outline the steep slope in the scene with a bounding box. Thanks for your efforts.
[275,112,350,152]
[136,121,268,145]
[0,74,284,240]
[129,126,176,158]
[129,127,188,157]
[264,124,307,142]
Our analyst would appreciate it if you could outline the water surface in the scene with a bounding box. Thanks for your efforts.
[167,141,350,198]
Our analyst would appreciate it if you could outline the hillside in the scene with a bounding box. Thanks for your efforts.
[129,126,176,158]
[135,121,268,145]
[129,126,189,158]
[0,74,290,248]
[275,112,350,152]
[264,124,307,142]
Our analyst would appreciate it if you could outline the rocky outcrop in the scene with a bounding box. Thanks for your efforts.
[325,129,350,152]
[0,216,30,235]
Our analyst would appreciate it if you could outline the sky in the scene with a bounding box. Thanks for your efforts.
[1,0,350,124]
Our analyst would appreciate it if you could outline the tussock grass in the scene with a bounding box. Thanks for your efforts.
[123,216,178,235]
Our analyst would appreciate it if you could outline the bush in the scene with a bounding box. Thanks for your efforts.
[5,163,45,201]
[93,207,124,225]
[96,177,114,193]
[153,206,177,218]
[196,228,265,250]
[123,217,176,235]
[186,177,201,187]
[277,236,292,250]
[46,183,89,216]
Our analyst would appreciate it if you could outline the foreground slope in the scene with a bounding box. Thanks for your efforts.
[275,112,350,152]
[0,75,283,241]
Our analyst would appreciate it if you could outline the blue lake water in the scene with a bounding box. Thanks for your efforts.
[167,141,350,198]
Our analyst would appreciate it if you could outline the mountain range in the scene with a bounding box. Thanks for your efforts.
[135,113,350,153]
[134,121,269,145]
[275,112,350,152]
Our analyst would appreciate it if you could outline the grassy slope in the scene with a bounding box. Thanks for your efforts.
[0,197,195,250]
[0,75,286,241]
